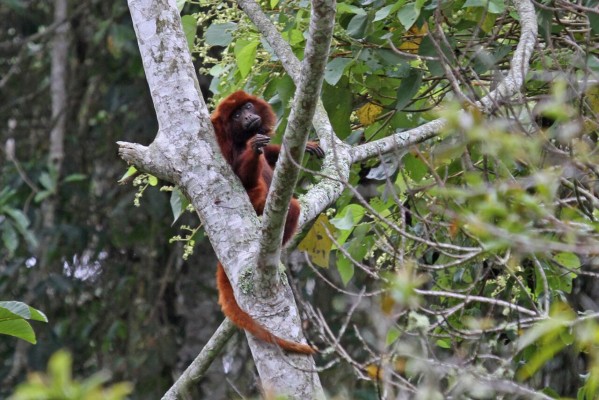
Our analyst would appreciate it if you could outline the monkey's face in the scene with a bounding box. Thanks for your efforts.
[230,102,263,144]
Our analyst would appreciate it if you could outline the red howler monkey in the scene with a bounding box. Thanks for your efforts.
[211,91,323,354]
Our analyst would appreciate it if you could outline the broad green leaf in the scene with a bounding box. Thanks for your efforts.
[324,58,352,86]
[34,190,52,203]
[0,301,30,319]
[386,327,401,345]
[463,0,505,13]
[374,2,404,21]
[403,153,428,181]
[235,40,259,78]
[553,252,581,269]
[397,3,420,30]
[63,173,87,183]
[170,187,190,224]
[347,13,368,38]
[0,301,46,323]
[394,68,422,111]
[2,222,18,256]
[181,15,197,51]
[337,256,355,285]
[148,175,158,186]
[176,0,186,11]
[39,171,56,192]
[205,22,237,47]
[0,319,36,344]
[337,3,366,15]
[322,78,352,138]
[5,209,29,234]
[331,204,365,231]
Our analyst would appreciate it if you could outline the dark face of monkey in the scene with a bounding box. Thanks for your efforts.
[230,102,263,146]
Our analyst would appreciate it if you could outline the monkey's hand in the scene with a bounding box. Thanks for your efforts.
[250,134,271,154]
[306,141,325,158]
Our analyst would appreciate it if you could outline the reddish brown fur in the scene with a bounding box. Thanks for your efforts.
[211,91,314,354]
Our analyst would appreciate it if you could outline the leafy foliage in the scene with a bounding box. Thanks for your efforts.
[0,301,47,344]
[10,351,132,400]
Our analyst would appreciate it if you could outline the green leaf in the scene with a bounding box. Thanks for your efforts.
[170,187,190,224]
[181,15,197,51]
[63,173,87,183]
[386,327,401,345]
[337,3,366,15]
[374,2,404,21]
[0,319,36,343]
[39,171,56,192]
[0,301,47,323]
[394,68,422,111]
[331,204,365,231]
[397,3,420,30]
[0,301,30,319]
[205,22,237,47]
[347,13,368,38]
[176,0,186,12]
[235,40,259,78]
[324,58,352,86]
[337,256,355,285]
[28,307,48,323]
[553,252,581,269]
[4,209,30,231]
[590,12,599,35]
[2,222,18,256]
[147,175,158,186]
[403,153,428,181]
[34,190,52,203]
[322,77,352,139]
[119,166,137,183]
[463,0,505,13]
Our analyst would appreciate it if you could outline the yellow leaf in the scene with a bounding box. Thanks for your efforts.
[356,103,383,126]
[585,84,599,115]
[298,214,334,268]
[380,293,395,315]
[365,364,382,380]
[398,22,428,53]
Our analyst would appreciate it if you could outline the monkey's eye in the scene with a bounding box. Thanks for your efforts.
[244,102,253,110]
[232,111,241,120]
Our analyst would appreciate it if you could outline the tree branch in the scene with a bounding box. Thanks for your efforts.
[350,0,538,163]
[257,0,336,273]
[162,319,236,400]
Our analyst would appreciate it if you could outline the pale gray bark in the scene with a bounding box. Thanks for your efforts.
[120,0,322,398]
[121,0,537,397]
[162,319,236,400]
[258,0,336,277]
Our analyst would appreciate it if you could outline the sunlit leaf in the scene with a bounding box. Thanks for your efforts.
[356,102,383,126]
[0,319,36,344]
[337,256,355,285]
[324,58,352,86]
[298,214,334,268]
[235,40,259,78]
[206,22,237,47]
[181,15,197,51]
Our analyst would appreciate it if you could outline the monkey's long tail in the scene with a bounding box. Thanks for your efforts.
[216,263,315,355]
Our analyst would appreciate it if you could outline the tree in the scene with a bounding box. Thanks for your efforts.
[118,0,334,397]
[117,0,562,397]
[4,0,599,398]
